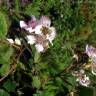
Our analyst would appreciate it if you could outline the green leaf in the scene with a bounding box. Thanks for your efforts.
[0,12,8,39]
[0,89,10,96]
[67,76,76,91]
[0,44,13,76]
[32,76,41,89]
[3,80,16,92]
[34,52,41,63]
[0,64,10,76]
[43,92,55,96]
[0,44,13,58]
[33,91,55,96]
[1,45,13,62]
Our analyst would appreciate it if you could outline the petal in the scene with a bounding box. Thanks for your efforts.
[91,57,96,64]
[86,45,91,56]
[50,27,56,39]
[91,65,96,75]
[86,45,96,57]
[79,75,90,87]
[28,15,37,28]
[7,38,14,44]
[38,16,51,27]
[91,69,96,75]
[46,27,56,45]
[35,25,43,35]
[79,80,88,87]
[26,35,36,45]
[15,38,21,45]
[35,44,44,52]
[26,27,34,33]
[20,20,27,28]
[86,45,96,64]
[31,15,37,21]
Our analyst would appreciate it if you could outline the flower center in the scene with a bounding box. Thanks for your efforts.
[41,26,51,35]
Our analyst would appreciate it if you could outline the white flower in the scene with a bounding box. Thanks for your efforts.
[35,25,43,35]
[86,45,96,57]
[20,21,27,28]
[35,44,44,52]
[15,38,21,45]
[19,16,56,52]
[76,75,90,87]
[86,45,96,64]
[7,38,14,44]
[26,35,36,45]
[46,27,56,45]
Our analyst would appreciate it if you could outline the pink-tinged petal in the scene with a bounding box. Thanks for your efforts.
[86,45,96,57]
[79,75,90,87]
[31,15,37,21]
[28,15,37,28]
[86,45,96,64]
[26,27,34,33]
[38,16,51,27]
[35,44,44,52]
[20,21,27,28]
[30,21,37,28]
[76,74,90,87]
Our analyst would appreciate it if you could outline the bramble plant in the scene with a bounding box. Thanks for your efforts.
[0,0,96,96]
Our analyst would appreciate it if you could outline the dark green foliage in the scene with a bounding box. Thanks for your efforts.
[25,0,41,17]
[0,12,8,39]
[0,0,96,96]
[0,89,10,96]
[0,43,13,76]
[76,86,94,96]
[3,80,16,92]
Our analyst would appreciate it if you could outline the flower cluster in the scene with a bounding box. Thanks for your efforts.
[86,45,96,75]
[72,45,96,87]
[7,15,56,53]
[72,69,90,87]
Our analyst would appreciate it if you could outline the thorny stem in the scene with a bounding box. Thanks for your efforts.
[0,41,26,82]
[0,39,20,50]
[0,64,16,82]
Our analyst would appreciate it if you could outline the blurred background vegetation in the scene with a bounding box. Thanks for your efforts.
[0,0,96,96]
